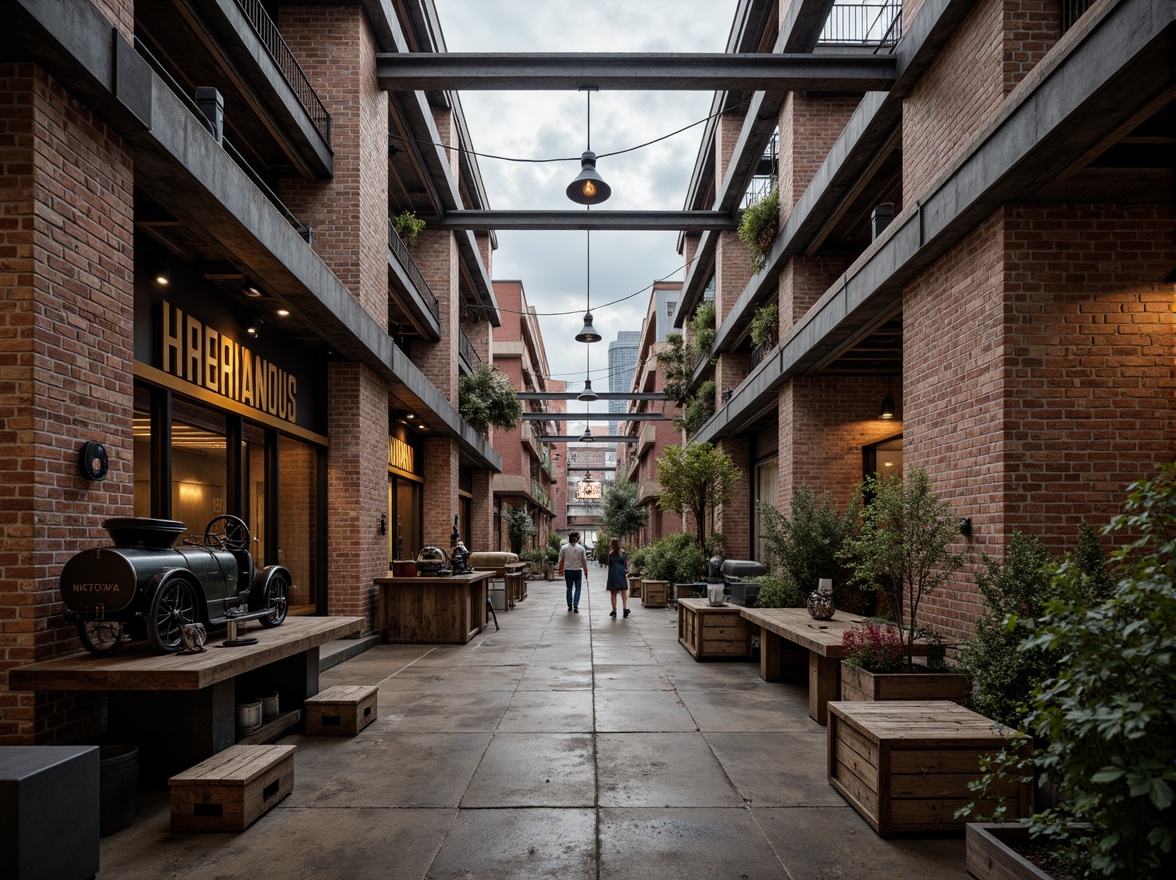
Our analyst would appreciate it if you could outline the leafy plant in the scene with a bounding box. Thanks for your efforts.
[503,503,535,555]
[737,187,779,271]
[676,379,715,435]
[601,475,648,542]
[963,463,1176,879]
[691,300,717,354]
[656,332,694,406]
[546,532,564,556]
[458,363,522,440]
[657,442,742,548]
[628,545,649,577]
[842,622,905,674]
[838,468,964,666]
[957,529,1058,730]
[759,483,861,612]
[392,209,426,244]
[750,302,778,350]
[751,575,806,608]
[641,532,706,583]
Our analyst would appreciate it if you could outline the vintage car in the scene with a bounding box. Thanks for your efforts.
[60,515,290,655]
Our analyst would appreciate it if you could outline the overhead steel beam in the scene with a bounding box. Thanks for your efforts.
[440,210,737,231]
[521,412,670,421]
[539,435,639,443]
[376,53,897,92]
[517,392,668,401]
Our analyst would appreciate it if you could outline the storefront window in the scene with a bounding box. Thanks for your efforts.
[278,436,318,615]
[171,405,228,544]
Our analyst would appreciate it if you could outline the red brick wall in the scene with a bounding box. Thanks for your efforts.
[325,362,386,627]
[280,6,388,329]
[94,0,133,37]
[778,93,859,214]
[424,437,460,548]
[0,66,135,744]
[779,256,847,329]
[413,224,460,402]
[716,436,751,556]
[905,204,1175,644]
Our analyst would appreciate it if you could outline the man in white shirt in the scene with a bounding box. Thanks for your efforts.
[556,532,589,613]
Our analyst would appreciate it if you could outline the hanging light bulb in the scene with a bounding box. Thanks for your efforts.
[578,378,598,402]
[565,89,611,206]
[879,377,896,420]
[575,312,602,344]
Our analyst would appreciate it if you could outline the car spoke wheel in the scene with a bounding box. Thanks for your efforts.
[77,620,128,656]
[258,572,289,628]
[147,576,199,653]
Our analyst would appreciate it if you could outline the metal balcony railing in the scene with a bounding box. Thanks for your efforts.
[1061,0,1095,33]
[135,38,313,243]
[459,329,481,369]
[748,344,766,372]
[818,2,903,51]
[388,221,440,323]
[234,0,331,143]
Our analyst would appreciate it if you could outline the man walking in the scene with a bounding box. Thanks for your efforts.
[556,532,589,613]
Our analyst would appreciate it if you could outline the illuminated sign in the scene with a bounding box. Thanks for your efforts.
[159,302,297,423]
[388,436,415,473]
[576,480,601,500]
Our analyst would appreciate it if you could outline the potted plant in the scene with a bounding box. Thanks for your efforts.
[962,463,1176,880]
[737,186,779,271]
[750,302,778,351]
[839,621,969,702]
[458,363,522,440]
[391,209,425,244]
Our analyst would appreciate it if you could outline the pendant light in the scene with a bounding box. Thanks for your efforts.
[575,228,602,343]
[565,89,611,206]
[879,377,896,420]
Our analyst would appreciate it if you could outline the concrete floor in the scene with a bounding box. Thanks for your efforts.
[96,580,971,879]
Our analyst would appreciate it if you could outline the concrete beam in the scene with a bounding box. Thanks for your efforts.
[441,211,738,231]
[376,53,897,92]
[517,392,668,401]
[521,412,671,421]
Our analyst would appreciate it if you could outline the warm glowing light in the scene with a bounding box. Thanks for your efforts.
[581,180,596,198]
[276,308,290,317]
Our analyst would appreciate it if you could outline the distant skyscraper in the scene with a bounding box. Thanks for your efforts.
[608,331,641,434]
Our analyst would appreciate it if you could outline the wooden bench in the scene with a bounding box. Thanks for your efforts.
[827,701,1030,837]
[677,598,753,660]
[305,684,378,736]
[169,744,295,832]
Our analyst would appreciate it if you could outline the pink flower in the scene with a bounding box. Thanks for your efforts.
[842,622,905,673]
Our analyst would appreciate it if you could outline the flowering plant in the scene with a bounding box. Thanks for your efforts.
[841,622,905,673]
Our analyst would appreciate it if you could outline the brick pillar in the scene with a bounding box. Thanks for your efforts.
[424,437,460,548]
[325,363,387,629]
[0,65,135,744]
[470,469,494,552]
[716,436,751,557]
[279,5,388,329]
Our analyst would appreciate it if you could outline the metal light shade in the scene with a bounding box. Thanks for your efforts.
[566,151,611,205]
[879,394,895,419]
[579,428,593,443]
[578,379,598,402]
[575,311,602,343]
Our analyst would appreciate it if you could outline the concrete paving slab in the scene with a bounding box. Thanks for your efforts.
[595,689,697,732]
[461,732,595,807]
[593,663,674,690]
[703,730,847,807]
[597,732,743,808]
[379,689,513,732]
[516,661,594,690]
[756,805,969,878]
[420,662,527,692]
[678,685,813,732]
[599,807,791,879]
[426,807,596,879]
[498,689,595,731]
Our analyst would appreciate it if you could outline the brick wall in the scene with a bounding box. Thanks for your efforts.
[0,65,135,744]
[905,204,1175,644]
[93,0,132,37]
[716,436,751,556]
[778,256,847,329]
[325,362,386,627]
[778,93,859,214]
[280,5,388,330]
[424,437,460,548]
[413,224,460,402]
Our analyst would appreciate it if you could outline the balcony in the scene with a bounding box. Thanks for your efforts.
[636,423,657,458]
[638,479,663,505]
[817,2,903,51]
[459,328,482,374]
[388,220,441,340]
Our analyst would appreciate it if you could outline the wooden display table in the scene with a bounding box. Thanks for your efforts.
[374,570,491,644]
[677,598,753,660]
[827,701,1031,836]
[739,608,875,724]
[9,616,363,782]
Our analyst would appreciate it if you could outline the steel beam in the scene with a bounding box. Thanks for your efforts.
[376,53,896,92]
[521,412,670,421]
[517,392,667,401]
[538,436,639,443]
[440,210,737,231]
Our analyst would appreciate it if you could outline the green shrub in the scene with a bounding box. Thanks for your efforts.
[751,575,805,608]
[737,188,779,271]
[391,210,425,244]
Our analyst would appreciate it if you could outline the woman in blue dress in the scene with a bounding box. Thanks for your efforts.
[605,537,630,618]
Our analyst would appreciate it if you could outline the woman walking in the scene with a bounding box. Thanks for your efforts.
[557,532,589,613]
[605,537,630,618]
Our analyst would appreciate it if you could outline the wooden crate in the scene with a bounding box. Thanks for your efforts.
[169,744,295,832]
[626,576,642,598]
[677,598,752,660]
[305,684,378,736]
[827,701,1030,837]
[641,579,668,608]
[840,664,971,703]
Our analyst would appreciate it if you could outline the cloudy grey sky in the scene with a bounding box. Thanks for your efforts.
[433,1,739,429]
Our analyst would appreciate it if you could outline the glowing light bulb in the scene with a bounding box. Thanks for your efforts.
[582,180,596,198]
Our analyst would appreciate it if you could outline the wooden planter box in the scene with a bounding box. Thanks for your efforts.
[627,576,642,597]
[828,701,1031,837]
[677,598,752,660]
[641,579,667,608]
[841,664,971,704]
[966,823,1055,879]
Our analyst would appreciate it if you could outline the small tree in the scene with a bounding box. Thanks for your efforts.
[503,504,535,555]
[838,468,963,666]
[458,364,522,440]
[601,475,647,544]
[657,442,741,547]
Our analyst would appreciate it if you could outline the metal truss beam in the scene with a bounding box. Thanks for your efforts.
[440,210,737,231]
[376,53,897,92]
[521,412,669,421]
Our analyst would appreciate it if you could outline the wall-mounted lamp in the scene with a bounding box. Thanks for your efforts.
[879,377,896,420]
[379,514,387,535]
[959,517,972,537]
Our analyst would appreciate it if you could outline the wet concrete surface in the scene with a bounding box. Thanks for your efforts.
[95,581,970,878]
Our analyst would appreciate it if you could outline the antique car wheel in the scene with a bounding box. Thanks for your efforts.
[203,514,251,551]
[147,575,200,653]
[258,571,289,628]
[77,620,128,656]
